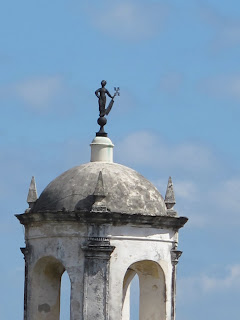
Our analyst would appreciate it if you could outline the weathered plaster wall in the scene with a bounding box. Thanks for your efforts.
[25,222,87,320]
[23,219,178,320]
[107,225,176,320]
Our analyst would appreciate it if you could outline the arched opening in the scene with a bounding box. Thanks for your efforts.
[31,256,70,320]
[122,260,166,320]
[122,268,137,320]
[130,274,139,320]
[60,271,71,320]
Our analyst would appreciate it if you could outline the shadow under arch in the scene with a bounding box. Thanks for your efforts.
[122,260,166,320]
[31,256,70,320]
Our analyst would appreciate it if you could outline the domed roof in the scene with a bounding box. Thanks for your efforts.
[33,162,167,216]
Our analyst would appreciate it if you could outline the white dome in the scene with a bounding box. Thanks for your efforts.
[33,162,167,216]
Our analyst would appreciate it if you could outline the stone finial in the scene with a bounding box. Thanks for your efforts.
[94,171,105,197]
[27,176,38,209]
[92,171,108,212]
[165,176,176,210]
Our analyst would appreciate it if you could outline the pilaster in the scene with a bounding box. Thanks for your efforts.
[20,244,31,320]
[171,248,182,320]
[82,237,115,320]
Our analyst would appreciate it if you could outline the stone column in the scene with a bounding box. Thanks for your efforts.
[82,237,115,320]
[170,249,182,320]
[20,244,31,320]
[122,286,130,320]
[69,269,84,320]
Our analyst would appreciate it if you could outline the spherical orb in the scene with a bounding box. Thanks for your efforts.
[98,116,107,127]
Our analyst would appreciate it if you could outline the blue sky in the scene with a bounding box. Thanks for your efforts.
[1,0,240,319]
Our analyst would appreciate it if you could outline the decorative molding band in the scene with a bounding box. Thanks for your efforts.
[82,237,115,259]
[16,211,188,230]
[24,234,178,244]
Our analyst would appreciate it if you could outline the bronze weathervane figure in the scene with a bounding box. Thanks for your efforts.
[95,80,120,136]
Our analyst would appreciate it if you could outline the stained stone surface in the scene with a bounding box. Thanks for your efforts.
[33,162,167,215]
[27,176,38,204]
[165,176,176,210]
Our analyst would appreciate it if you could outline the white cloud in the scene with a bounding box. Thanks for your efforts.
[154,179,197,201]
[115,131,240,229]
[14,76,63,110]
[202,265,240,291]
[116,131,215,173]
[184,177,240,228]
[200,5,240,50]
[174,180,197,200]
[211,178,240,214]
[178,264,240,303]
[87,1,168,41]
[202,74,240,101]
[153,178,204,226]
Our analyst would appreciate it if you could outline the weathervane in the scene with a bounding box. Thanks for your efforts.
[95,80,120,136]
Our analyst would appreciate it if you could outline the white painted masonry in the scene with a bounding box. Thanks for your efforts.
[90,136,114,162]
[17,135,187,320]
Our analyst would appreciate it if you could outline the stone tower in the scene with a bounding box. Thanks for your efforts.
[16,133,188,320]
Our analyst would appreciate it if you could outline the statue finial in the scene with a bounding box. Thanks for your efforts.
[95,81,120,137]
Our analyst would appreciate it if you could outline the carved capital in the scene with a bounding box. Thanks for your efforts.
[82,237,115,259]
[20,245,31,261]
[171,249,182,265]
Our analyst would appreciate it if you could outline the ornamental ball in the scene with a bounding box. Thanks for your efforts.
[98,116,107,127]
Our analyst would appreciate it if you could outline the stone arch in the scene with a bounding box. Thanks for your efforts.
[30,256,70,320]
[122,260,166,320]
[60,271,71,320]
[122,268,137,320]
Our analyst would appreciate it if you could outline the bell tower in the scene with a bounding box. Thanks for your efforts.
[16,82,187,320]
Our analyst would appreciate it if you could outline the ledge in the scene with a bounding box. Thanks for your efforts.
[15,210,188,230]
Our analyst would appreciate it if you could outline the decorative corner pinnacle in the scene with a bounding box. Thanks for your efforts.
[93,171,105,197]
[27,176,38,210]
[91,171,109,212]
[165,176,176,210]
